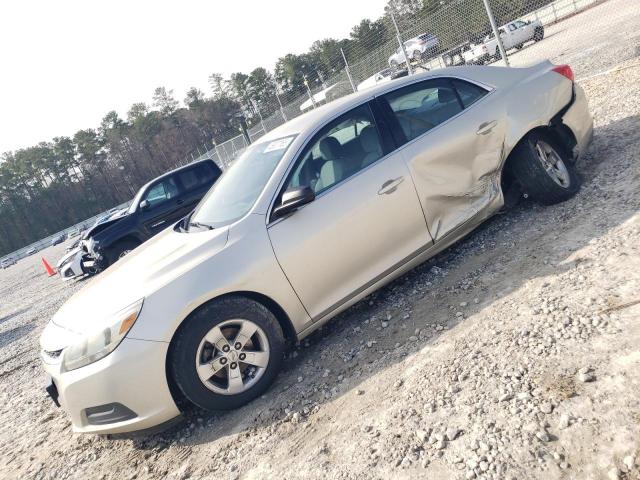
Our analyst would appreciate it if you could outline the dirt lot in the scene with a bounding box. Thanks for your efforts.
[1,2,640,479]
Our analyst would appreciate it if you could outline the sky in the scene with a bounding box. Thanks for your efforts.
[0,0,388,153]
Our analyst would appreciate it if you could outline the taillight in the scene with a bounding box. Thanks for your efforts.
[552,64,574,81]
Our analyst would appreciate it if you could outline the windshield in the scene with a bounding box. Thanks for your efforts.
[190,135,296,228]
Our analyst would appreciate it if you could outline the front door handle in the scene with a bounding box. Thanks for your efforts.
[151,220,166,228]
[378,177,404,195]
[476,120,497,135]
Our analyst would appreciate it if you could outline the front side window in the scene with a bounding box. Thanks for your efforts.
[382,79,463,142]
[285,103,384,195]
[190,136,295,228]
[142,177,179,208]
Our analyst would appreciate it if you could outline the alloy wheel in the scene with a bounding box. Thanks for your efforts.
[195,319,270,395]
[535,140,571,188]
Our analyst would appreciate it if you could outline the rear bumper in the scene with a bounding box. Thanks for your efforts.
[562,83,594,162]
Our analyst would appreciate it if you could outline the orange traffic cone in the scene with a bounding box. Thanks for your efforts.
[42,258,56,277]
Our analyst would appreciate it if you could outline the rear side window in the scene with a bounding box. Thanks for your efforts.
[382,79,463,142]
[177,162,221,191]
[451,79,489,108]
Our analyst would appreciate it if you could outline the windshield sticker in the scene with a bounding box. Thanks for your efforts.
[264,137,293,153]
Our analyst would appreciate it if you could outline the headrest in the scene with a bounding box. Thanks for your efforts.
[319,136,342,160]
[360,125,381,153]
[438,88,457,104]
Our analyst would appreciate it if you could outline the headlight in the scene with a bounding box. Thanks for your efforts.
[61,299,144,372]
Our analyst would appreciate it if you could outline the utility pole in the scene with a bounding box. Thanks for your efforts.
[341,48,358,93]
[482,0,510,66]
[390,12,413,75]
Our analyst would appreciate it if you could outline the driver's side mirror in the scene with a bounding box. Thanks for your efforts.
[139,199,150,210]
[272,186,315,220]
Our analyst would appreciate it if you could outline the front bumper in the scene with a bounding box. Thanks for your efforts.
[561,82,594,162]
[42,334,180,434]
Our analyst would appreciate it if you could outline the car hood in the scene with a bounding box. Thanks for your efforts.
[86,209,130,237]
[45,225,229,342]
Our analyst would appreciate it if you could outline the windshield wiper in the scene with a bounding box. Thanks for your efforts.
[188,221,215,231]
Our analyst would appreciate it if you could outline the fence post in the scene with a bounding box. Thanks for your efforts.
[481,0,510,67]
[390,12,413,75]
[252,99,267,135]
[340,48,358,93]
[303,75,317,109]
[275,88,288,121]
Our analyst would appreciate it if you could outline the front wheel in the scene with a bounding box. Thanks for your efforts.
[509,132,580,205]
[104,238,140,267]
[169,297,285,411]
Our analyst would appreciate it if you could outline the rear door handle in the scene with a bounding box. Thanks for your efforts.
[378,177,404,195]
[476,120,497,135]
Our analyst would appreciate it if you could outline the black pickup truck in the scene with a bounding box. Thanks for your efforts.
[84,159,222,269]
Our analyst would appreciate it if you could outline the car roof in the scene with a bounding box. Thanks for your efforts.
[258,66,498,142]
[140,158,217,188]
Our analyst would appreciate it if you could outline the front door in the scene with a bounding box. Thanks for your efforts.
[378,77,505,241]
[268,103,430,320]
[139,175,184,237]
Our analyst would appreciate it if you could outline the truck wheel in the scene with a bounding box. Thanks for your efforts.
[509,131,580,205]
[390,60,399,70]
[169,297,285,411]
[412,49,423,62]
[534,27,544,42]
[442,54,453,66]
[105,239,140,266]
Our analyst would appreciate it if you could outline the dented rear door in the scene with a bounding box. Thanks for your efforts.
[377,77,506,241]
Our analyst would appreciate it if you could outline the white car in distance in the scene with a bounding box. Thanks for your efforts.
[388,33,439,68]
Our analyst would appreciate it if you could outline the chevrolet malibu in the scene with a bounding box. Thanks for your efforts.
[40,61,592,434]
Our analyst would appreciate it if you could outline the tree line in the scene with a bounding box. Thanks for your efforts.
[0,0,552,257]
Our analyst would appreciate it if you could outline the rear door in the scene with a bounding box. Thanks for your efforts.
[175,162,222,218]
[377,77,505,241]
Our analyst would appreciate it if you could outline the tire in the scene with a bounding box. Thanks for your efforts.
[494,48,502,60]
[412,49,423,62]
[515,43,524,50]
[169,297,285,411]
[442,54,453,66]
[534,27,544,42]
[104,238,140,266]
[508,131,580,206]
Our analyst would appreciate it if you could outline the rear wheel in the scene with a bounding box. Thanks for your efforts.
[508,132,580,205]
[169,297,285,411]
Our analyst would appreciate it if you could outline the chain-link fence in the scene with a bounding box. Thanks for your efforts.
[190,0,634,170]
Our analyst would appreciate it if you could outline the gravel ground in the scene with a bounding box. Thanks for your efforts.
[1,4,640,479]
